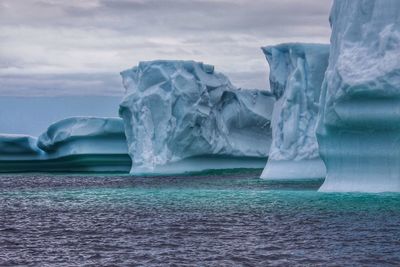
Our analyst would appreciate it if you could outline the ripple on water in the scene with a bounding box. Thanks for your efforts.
[0,173,400,266]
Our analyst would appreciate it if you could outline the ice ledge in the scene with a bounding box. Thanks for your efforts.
[319,176,400,193]
[260,159,326,180]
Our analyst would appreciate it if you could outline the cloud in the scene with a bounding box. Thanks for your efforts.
[0,0,332,96]
[0,73,122,96]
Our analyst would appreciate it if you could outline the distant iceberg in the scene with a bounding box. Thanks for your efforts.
[260,43,329,180]
[38,117,128,157]
[120,60,274,174]
[0,117,130,173]
[317,0,400,192]
[0,134,44,161]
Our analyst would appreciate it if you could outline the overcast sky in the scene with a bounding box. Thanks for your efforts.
[0,0,332,96]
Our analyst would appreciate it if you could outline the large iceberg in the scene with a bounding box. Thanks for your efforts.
[317,0,400,192]
[260,43,329,180]
[0,117,130,173]
[119,60,274,174]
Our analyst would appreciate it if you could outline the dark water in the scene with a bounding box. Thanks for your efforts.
[1,171,400,266]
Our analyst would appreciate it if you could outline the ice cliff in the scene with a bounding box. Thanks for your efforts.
[120,60,274,174]
[260,43,329,179]
[317,0,400,192]
[0,117,130,172]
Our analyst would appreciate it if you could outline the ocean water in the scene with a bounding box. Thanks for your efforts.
[1,170,400,266]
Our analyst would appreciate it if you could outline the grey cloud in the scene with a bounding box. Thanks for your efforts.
[0,0,332,96]
[0,73,124,96]
[225,70,270,90]
[1,0,331,36]
[0,69,270,97]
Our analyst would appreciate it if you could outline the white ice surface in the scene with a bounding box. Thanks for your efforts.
[119,60,274,174]
[260,43,329,180]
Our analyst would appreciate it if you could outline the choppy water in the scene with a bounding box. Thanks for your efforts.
[1,170,400,266]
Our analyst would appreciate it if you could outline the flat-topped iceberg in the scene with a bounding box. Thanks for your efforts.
[260,43,329,180]
[0,117,130,173]
[317,0,400,192]
[120,60,274,174]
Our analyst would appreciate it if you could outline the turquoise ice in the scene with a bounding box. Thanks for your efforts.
[317,0,400,192]
[260,43,329,180]
[0,117,130,172]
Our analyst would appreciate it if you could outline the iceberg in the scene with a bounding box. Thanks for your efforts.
[317,0,400,192]
[0,134,49,172]
[0,134,44,160]
[38,117,128,157]
[119,60,274,174]
[0,117,130,173]
[260,43,329,180]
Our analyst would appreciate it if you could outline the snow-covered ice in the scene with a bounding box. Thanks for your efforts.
[120,60,274,174]
[260,43,329,180]
[317,0,400,192]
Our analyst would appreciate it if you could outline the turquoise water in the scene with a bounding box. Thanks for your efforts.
[1,171,400,266]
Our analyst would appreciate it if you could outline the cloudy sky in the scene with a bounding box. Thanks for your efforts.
[0,0,332,96]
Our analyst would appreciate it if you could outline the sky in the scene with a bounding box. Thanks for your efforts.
[0,96,121,135]
[0,0,332,97]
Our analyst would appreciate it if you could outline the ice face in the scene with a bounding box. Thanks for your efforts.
[38,117,128,157]
[260,43,329,180]
[119,60,274,174]
[0,117,130,173]
[0,134,44,160]
[317,0,400,192]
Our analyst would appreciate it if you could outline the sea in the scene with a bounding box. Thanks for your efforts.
[1,170,400,266]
